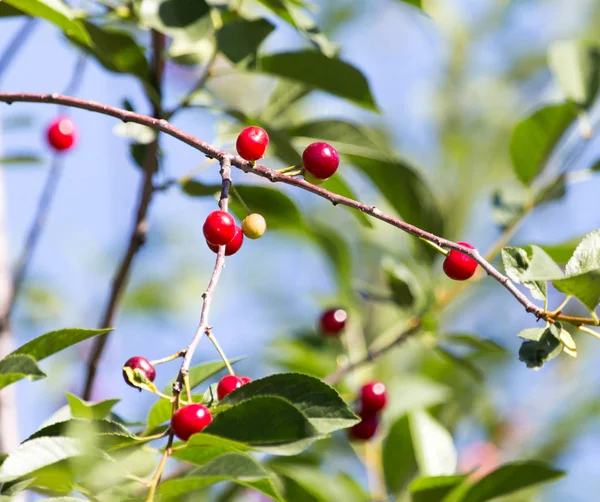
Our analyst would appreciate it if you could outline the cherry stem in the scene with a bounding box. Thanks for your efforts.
[578,325,600,340]
[207,330,235,376]
[419,237,449,256]
[150,350,185,366]
[230,184,251,215]
[549,296,572,316]
[275,164,302,174]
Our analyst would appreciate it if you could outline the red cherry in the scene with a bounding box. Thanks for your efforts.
[302,142,339,179]
[319,308,347,336]
[207,225,243,256]
[46,116,76,152]
[217,375,244,400]
[360,381,387,415]
[239,376,252,384]
[203,210,236,246]
[236,126,269,161]
[171,404,213,441]
[122,356,156,388]
[348,413,379,441]
[443,242,478,281]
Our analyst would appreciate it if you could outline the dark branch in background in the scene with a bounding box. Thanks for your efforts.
[0,91,596,340]
[0,19,37,85]
[82,32,165,400]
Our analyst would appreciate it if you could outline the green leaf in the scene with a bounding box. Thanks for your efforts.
[65,393,120,420]
[0,355,46,389]
[217,18,275,64]
[383,414,418,494]
[409,410,457,476]
[434,348,483,382]
[260,79,312,123]
[0,155,43,166]
[0,437,108,483]
[312,175,373,228]
[3,0,89,43]
[410,475,466,502]
[538,236,584,264]
[548,39,600,107]
[256,0,338,57]
[510,102,578,185]
[518,325,562,369]
[204,396,322,454]
[159,453,284,501]
[78,21,150,81]
[257,51,378,111]
[552,229,600,312]
[383,258,423,308]
[25,418,132,444]
[397,0,423,7]
[269,337,336,378]
[444,461,564,502]
[9,327,112,361]
[219,373,358,434]
[171,433,251,466]
[307,223,353,293]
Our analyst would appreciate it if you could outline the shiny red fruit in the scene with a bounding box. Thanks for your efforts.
[443,242,478,281]
[171,404,213,441]
[46,116,76,152]
[122,356,156,388]
[319,308,347,336]
[348,414,379,441]
[207,225,243,256]
[360,381,387,415]
[217,375,244,400]
[239,376,252,384]
[302,142,339,179]
[236,126,269,161]
[203,210,236,246]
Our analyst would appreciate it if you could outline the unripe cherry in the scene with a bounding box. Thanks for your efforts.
[302,142,339,179]
[242,213,267,239]
[171,404,213,441]
[203,210,236,246]
[303,171,328,185]
[122,356,156,388]
[443,242,478,281]
[46,116,76,152]
[236,126,269,161]
[348,413,379,441]
[360,381,387,415]
[207,225,243,256]
[319,308,347,336]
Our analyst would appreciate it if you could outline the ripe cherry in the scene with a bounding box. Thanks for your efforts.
[348,413,379,441]
[360,381,387,415]
[171,404,213,441]
[122,356,156,388]
[443,242,478,281]
[46,116,76,152]
[207,225,243,256]
[203,210,236,246]
[236,126,269,161]
[302,142,339,179]
[242,213,267,239]
[319,308,347,336]
[217,375,244,400]
[239,376,252,384]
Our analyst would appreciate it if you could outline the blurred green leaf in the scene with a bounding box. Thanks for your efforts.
[383,414,418,494]
[548,39,600,107]
[171,433,251,466]
[434,348,483,382]
[510,102,578,185]
[314,175,373,228]
[65,393,120,420]
[409,410,457,476]
[0,155,43,166]
[383,258,424,308]
[217,17,275,63]
[442,335,507,355]
[260,79,312,123]
[0,355,46,389]
[308,223,353,293]
[257,51,378,110]
[269,337,336,378]
[410,475,466,502]
[3,0,89,43]
[204,396,323,454]
[220,372,358,434]
[443,461,564,502]
[158,453,284,501]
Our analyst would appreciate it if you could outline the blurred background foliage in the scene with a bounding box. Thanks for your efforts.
[2,0,600,500]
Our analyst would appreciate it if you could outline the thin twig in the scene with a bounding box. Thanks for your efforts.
[0,91,597,327]
[0,19,37,84]
[325,317,422,385]
[82,32,165,399]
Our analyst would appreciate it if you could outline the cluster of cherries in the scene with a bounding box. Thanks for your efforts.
[123,356,252,441]
[318,307,387,441]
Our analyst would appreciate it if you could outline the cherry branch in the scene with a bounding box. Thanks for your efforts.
[0,91,596,331]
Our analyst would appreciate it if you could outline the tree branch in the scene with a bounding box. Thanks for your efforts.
[82,32,165,400]
[0,91,595,330]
